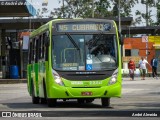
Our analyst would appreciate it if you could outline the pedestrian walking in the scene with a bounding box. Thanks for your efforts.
[128,58,136,80]
[151,56,158,79]
[139,56,151,80]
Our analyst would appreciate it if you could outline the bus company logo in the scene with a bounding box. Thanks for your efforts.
[2,112,11,117]
[1,112,42,118]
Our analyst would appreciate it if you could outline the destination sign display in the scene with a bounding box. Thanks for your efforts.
[56,22,112,32]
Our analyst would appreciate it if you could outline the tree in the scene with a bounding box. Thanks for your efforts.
[50,0,94,18]
[112,0,138,17]
[135,0,157,26]
[94,0,112,18]
[51,0,138,19]
[36,1,49,18]
[155,1,160,25]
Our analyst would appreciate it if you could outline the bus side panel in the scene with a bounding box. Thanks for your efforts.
[34,63,39,97]
[44,61,52,98]
[38,61,47,98]
[30,63,39,97]
[27,64,32,95]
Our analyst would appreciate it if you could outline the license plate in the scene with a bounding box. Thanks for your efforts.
[81,92,93,96]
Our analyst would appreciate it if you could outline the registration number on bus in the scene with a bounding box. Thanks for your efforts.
[81,92,93,96]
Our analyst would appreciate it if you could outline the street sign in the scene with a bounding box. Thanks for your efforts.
[142,36,148,42]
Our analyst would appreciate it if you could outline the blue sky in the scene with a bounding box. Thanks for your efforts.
[28,0,157,25]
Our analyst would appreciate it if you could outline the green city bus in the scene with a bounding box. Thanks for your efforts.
[27,18,122,107]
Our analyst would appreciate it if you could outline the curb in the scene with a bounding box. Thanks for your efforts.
[0,79,27,84]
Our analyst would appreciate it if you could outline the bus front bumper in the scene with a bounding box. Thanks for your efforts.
[48,83,121,98]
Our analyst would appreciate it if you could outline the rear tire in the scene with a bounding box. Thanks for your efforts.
[40,98,47,104]
[101,98,110,107]
[32,82,39,104]
[47,98,57,107]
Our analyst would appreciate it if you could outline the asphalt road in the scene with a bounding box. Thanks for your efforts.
[0,77,160,120]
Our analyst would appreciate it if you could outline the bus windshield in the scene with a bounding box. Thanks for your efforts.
[52,34,118,71]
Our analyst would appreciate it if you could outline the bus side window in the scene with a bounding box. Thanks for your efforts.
[44,32,49,61]
[28,40,32,64]
[42,33,45,60]
[31,38,35,63]
[38,35,41,60]
[39,35,43,60]
[35,37,39,63]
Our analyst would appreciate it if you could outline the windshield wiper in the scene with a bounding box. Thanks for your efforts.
[86,32,103,50]
[65,33,80,50]
[65,33,81,61]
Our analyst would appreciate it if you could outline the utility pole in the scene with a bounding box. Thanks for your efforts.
[118,0,121,33]
[146,0,149,61]
[92,0,94,18]
[146,0,149,26]
[63,0,65,18]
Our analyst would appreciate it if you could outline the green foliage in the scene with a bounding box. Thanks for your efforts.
[36,0,160,27]
[135,0,157,26]
[50,0,138,19]
[156,2,160,25]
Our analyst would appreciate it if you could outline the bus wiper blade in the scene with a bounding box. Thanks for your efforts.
[65,33,80,50]
[86,32,103,49]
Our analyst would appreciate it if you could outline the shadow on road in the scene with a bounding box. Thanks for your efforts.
[1,100,114,109]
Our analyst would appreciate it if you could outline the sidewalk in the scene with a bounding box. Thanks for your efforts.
[0,78,27,84]
[123,76,158,81]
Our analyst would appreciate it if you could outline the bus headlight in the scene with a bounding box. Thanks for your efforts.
[108,69,118,85]
[54,75,64,86]
[53,69,64,86]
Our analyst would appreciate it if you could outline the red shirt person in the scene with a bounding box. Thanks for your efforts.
[128,58,136,80]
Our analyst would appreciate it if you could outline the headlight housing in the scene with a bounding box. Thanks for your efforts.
[52,69,64,86]
[108,68,118,85]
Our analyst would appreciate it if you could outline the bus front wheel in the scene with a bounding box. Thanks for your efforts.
[101,98,110,107]
[47,98,57,107]
[86,99,94,103]
[77,99,85,104]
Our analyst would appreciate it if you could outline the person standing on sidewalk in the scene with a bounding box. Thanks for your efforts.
[128,58,136,80]
[151,56,158,79]
[139,56,151,80]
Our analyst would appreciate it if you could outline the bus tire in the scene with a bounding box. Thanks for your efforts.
[47,98,57,107]
[31,81,39,104]
[77,99,85,104]
[86,99,94,103]
[101,98,110,107]
[41,98,47,104]
[41,80,47,104]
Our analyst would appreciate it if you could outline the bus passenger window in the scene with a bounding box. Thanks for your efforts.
[31,38,36,63]
[38,35,42,60]
[35,38,39,63]
[28,41,32,64]
[42,33,45,60]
